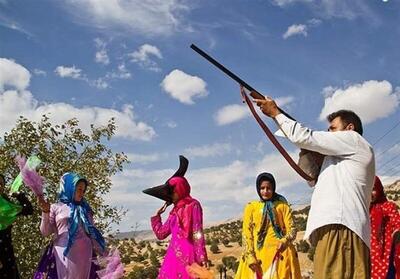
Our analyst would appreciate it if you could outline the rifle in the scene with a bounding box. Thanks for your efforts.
[190,44,322,182]
[190,44,295,121]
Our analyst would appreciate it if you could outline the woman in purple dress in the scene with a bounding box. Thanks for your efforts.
[35,172,105,279]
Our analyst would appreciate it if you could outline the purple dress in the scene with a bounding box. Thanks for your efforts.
[151,200,207,278]
[38,202,95,279]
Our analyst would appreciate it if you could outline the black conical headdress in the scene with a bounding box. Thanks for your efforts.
[142,155,189,202]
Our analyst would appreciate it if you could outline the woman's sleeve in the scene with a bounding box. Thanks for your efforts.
[192,202,208,265]
[151,214,171,240]
[274,114,358,156]
[88,211,106,255]
[386,202,400,231]
[40,204,57,237]
[242,203,257,266]
[279,203,297,246]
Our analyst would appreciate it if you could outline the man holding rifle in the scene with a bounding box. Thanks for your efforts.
[190,43,375,278]
[255,96,375,278]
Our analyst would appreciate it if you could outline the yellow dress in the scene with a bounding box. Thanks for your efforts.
[235,200,301,279]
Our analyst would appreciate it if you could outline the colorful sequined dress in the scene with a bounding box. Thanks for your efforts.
[151,199,207,278]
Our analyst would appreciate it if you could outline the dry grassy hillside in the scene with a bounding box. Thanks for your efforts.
[113,207,313,278]
[115,179,400,278]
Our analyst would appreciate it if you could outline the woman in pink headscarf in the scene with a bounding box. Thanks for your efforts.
[151,176,208,278]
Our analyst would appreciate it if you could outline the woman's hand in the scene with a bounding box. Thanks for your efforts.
[156,202,170,216]
[37,196,50,213]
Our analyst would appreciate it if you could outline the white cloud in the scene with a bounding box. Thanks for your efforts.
[129,44,162,72]
[130,44,162,61]
[0,90,155,140]
[126,153,164,165]
[94,38,110,65]
[165,120,177,128]
[94,38,106,49]
[308,18,322,26]
[283,18,322,40]
[276,96,295,107]
[0,14,33,37]
[215,96,295,126]
[90,78,109,89]
[313,0,376,20]
[0,58,156,141]
[55,66,111,89]
[161,69,208,105]
[321,85,337,98]
[215,104,250,126]
[65,0,191,36]
[118,152,303,202]
[106,64,132,80]
[95,50,110,65]
[33,69,47,76]
[54,65,82,79]
[108,150,306,230]
[0,58,30,91]
[272,0,377,21]
[184,143,232,158]
[272,0,312,6]
[283,24,308,39]
[319,80,399,124]
[55,63,132,89]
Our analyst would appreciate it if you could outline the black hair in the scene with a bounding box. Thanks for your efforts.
[327,110,363,135]
[256,172,276,200]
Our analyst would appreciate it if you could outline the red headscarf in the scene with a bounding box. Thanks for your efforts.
[370,176,389,251]
[371,176,388,205]
[168,177,197,239]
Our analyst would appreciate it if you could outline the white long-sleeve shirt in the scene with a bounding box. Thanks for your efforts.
[274,113,375,247]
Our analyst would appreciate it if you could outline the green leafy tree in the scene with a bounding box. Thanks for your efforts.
[150,251,160,268]
[0,116,128,278]
[210,243,220,254]
[222,238,230,247]
[222,256,238,272]
[138,241,147,249]
[127,266,158,279]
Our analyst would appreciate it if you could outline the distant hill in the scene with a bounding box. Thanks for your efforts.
[115,229,155,241]
[114,215,243,241]
[116,179,400,278]
[114,207,314,278]
[384,179,400,204]
[385,179,400,191]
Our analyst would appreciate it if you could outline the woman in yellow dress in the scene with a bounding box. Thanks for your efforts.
[235,172,301,279]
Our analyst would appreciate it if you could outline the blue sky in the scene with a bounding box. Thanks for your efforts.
[1,0,400,232]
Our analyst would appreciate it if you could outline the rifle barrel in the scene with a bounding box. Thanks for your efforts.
[190,44,258,94]
[191,44,296,121]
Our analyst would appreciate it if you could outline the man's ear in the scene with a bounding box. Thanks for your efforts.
[346,123,355,131]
